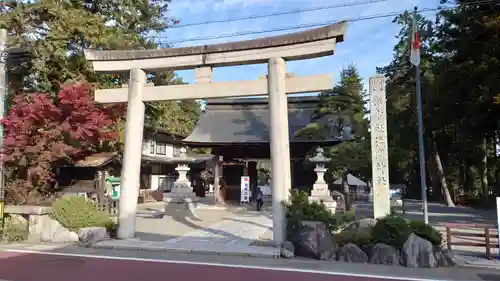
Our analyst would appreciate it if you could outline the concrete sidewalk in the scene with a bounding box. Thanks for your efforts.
[93,210,280,258]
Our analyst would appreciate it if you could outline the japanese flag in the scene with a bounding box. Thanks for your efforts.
[410,16,420,66]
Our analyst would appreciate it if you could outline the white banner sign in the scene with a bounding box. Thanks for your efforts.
[496,197,500,255]
[240,176,250,203]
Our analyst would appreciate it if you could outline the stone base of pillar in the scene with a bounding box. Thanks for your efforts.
[308,196,337,214]
[310,183,330,197]
[308,182,336,213]
[163,193,199,203]
[163,181,199,203]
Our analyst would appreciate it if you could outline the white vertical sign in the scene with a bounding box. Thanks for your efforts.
[496,197,500,256]
[240,176,250,203]
[369,76,390,218]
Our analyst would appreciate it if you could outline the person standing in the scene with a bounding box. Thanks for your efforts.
[256,186,264,211]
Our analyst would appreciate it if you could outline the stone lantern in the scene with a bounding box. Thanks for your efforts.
[308,147,337,214]
[163,147,199,203]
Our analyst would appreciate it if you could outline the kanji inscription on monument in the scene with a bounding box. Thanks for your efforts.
[369,76,390,218]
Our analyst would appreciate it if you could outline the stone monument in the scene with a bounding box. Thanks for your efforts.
[163,147,199,203]
[369,76,390,218]
[308,147,337,214]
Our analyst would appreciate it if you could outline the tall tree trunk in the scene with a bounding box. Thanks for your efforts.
[480,135,489,202]
[342,171,352,211]
[432,135,455,207]
[426,153,441,201]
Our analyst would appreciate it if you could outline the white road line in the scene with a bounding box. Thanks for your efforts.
[4,249,453,281]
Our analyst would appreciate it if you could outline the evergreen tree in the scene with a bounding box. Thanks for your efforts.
[298,64,370,210]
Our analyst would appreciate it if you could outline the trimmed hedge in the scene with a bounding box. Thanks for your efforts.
[50,196,115,233]
[371,215,411,248]
[409,220,443,247]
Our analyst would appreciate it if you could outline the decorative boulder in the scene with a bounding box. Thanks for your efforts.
[401,233,437,268]
[78,227,110,246]
[40,219,79,243]
[368,243,399,265]
[295,221,337,260]
[281,241,295,258]
[337,243,368,263]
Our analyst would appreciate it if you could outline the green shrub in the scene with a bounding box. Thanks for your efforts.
[285,190,355,243]
[372,215,411,249]
[0,215,29,243]
[409,220,443,247]
[51,196,114,232]
[336,227,373,250]
[105,220,118,238]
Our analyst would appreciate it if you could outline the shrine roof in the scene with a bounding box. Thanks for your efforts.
[183,96,354,145]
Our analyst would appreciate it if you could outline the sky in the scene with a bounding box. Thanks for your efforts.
[153,0,441,93]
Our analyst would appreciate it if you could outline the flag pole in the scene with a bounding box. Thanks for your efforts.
[0,29,6,229]
[412,7,429,224]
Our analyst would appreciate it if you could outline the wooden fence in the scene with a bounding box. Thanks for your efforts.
[442,223,499,259]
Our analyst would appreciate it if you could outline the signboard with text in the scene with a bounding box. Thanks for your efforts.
[496,197,500,258]
[240,176,250,203]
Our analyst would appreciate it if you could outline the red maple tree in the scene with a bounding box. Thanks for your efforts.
[2,82,122,204]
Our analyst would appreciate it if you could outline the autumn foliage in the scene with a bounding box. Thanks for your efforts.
[2,82,122,204]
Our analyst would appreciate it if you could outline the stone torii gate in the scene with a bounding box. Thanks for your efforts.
[85,22,349,244]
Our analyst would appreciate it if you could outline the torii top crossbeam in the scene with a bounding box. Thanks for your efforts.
[84,21,347,72]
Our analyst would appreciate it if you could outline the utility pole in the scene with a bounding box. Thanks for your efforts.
[0,29,6,229]
[410,8,429,224]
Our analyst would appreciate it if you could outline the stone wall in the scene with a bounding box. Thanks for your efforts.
[5,205,52,241]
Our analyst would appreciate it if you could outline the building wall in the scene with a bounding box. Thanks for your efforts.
[140,137,183,192]
[142,138,182,158]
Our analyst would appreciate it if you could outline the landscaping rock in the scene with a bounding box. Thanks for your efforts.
[337,243,368,263]
[368,243,399,265]
[40,219,79,243]
[295,221,337,260]
[400,233,437,268]
[78,227,109,246]
[281,241,295,258]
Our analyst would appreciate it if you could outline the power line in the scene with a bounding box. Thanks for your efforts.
[170,0,391,28]
[153,0,497,45]
[152,8,438,45]
[4,0,497,55]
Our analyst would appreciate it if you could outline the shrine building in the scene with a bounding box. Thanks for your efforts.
[183,96,353,202]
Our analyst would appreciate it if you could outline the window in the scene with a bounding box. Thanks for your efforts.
[173,146,181,157]
[156,142,167,155]
[149,140,155,154]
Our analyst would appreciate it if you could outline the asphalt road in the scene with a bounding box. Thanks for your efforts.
[0,251,407,281]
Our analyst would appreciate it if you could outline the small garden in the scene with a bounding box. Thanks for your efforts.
[1,196,116,244]
[284,190,453,268]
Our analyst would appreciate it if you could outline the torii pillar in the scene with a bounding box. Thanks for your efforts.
[268,57,292,243]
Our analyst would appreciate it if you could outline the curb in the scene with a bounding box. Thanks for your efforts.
[90,243,281,259]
